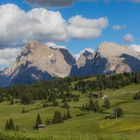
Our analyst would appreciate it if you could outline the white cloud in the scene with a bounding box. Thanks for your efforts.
[112,24,126,30]
[123,33,134,43]
[68,15,108,39]
[0,48,21,66]
[0,4,108,49]
[46,42,66,49]
[130,44,140,53]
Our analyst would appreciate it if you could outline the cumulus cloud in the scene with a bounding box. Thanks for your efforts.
[123,33,134,43]
[67,15,108,39]
[0,48,21,66]
[112,24,126,30]
[0,4,108,49]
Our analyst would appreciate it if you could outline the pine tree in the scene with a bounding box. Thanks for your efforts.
[62,100,70,109]
[94,100,99,111]
[36,113,42,125]
[15,125,19,131]
[88,98,94,111]
[9,118,15,130]
[114,106,123,119]
[9,98,14,105]
[52,111,63,124]
[66,110,71,119]
[103,98,110,109]
[22,108,26,113]
[5,120,9,130]
[63,113,67,120]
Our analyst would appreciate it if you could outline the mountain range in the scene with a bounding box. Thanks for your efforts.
[0,40,140,87]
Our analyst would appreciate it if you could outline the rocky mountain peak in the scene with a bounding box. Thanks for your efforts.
[1,41,140,87]
[97,42,140,59]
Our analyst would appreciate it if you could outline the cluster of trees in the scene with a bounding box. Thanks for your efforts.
[82,98,110,112]
[35,110,72,127]
[0,72,140,105]
[75,72,140,92]
[1,77,80,105]
[52,110,71,124]
[5,118,19,131]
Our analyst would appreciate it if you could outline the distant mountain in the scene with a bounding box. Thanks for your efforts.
[1,41,140,87]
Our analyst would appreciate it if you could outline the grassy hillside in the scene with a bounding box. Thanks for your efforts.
[0,76,140,140]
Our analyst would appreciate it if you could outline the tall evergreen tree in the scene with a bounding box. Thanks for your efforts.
[9,98,14,105]
[36,113,42,125]
[66,110,72,119]
[5,120,9,130]
[52,111,63,124]
[114,106,123,119]
[89,98,94,111]
[103,98,110,109]
[94,100,99,111]
[9,118,15,130]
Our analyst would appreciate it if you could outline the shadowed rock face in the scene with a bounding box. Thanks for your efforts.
[70,50,95,76]
[1,41,140,87]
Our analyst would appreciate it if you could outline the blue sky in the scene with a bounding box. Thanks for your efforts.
[0,0,140,69]
[1,0,140,52]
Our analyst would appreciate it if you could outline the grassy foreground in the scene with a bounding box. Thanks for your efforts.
[0,81,140,139]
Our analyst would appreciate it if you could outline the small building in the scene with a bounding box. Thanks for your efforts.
[34,124,46,130]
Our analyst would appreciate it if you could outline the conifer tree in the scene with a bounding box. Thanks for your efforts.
[89,98,94,111]
[22,108,26,113]
[103,98,110,109]
[9,98,14,105]
[94,100,99,111]
[66,110,72,119]
[63,113,67,120]
[5,120,9,130]
[9,118,15,130]
[52,111,63,124]
[36,113,42,125]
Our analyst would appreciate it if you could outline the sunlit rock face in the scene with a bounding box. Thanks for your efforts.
[0,40,75,86]
[92,42,140,75]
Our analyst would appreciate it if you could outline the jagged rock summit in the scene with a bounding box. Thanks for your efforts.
[92,42,140,75]
[0,40,75,86]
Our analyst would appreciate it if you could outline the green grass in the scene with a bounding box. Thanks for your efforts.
[0,83,140,140]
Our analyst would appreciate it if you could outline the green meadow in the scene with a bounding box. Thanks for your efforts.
[0,80,140,140]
